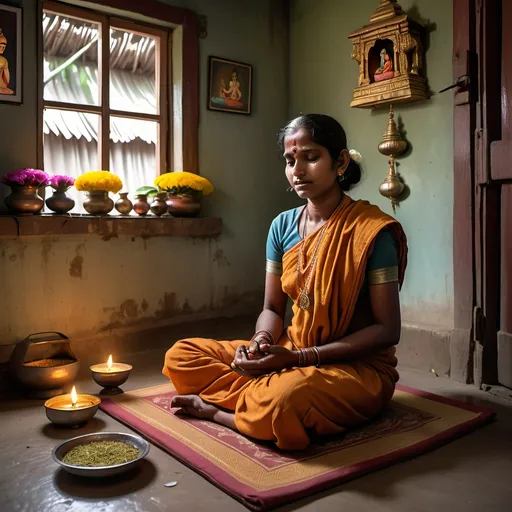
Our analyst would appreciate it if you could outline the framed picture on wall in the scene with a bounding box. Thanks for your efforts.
[0,3,22,104]
[208,56,252,115]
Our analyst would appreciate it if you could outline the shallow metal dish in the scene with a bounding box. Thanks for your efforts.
[52,432,150,477]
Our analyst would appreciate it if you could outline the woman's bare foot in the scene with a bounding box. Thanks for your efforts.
[171,394,218,420]
[171,394,237,431]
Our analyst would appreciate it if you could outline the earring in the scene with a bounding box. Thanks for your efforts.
[337,174,345,182]
[287,186,294,192]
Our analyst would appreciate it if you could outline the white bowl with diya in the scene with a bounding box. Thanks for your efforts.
[90,354,132,394]
[44,385,101,427]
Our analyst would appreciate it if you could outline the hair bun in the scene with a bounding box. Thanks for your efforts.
[340,159,361,191]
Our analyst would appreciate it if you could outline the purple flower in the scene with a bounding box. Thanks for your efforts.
[49,175,75,190]
[2,169,50,187]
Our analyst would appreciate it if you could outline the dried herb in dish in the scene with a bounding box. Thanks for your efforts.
[62,440,140,467]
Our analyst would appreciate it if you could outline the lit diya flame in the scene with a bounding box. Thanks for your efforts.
[107,354,113,371]
[71,385,78,407]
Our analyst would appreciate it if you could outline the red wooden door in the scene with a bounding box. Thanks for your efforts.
[475,0,512,387]
[500,185,512,387]
[492,0,512,388]
[453,0,511,388]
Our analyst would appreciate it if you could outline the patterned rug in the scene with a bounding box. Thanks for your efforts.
[99,383,492,511]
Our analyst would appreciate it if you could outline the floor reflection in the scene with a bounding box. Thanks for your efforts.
[53,459,157,499]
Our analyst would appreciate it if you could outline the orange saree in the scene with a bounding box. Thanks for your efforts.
[163,197,408,450]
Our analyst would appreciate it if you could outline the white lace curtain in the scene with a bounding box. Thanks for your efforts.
[44,133,155,213]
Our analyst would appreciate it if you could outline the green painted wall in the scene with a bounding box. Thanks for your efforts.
[290,0,454,328]
[0,0,294,345]
[0,0,455,348]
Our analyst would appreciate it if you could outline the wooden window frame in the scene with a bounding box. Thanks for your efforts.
[42,1,170,174]
[38,0,199,174]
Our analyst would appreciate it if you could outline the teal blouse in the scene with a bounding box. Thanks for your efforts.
[266,206,398,284]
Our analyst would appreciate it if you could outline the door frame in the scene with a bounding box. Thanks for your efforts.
[452,0,477,384]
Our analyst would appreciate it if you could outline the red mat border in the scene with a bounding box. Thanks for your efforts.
[99,384,494,511]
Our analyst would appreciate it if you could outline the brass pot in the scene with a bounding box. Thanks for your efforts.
[9,332,80,398]
[133,194,150,216]
[83,191,114,215]
[115,192,133,215]
[150,191,168,216]
[46,187,75,214]
[5,185,44,215]
[166,194,201,217]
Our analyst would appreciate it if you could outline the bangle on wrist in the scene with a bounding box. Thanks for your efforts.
[252,329,276,346]
[312,346,321,367]
[295,347,321,368]
[252,335,270,347]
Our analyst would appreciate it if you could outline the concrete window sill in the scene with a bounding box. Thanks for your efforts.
[0,214,222,239]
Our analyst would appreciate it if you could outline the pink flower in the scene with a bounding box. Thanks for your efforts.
[49,175,75,190]
[2,169,50,187]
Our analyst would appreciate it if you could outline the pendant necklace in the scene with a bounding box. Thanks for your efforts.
[295,207,328,311]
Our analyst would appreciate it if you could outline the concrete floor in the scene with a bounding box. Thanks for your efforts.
[2,326,512,512]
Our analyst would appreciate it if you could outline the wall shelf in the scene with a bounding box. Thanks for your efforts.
[0,214,222,239]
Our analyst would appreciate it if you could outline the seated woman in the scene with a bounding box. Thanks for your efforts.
[163,114,407,451]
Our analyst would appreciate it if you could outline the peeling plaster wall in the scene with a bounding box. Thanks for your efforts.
[0,237,261,341]
[0,0,294,345]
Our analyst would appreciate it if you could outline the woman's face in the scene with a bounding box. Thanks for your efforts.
[232,72,238,81]
[283,128,348,200]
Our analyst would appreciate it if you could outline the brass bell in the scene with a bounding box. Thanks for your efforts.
[378,105,407,212]
[379,156,405,213]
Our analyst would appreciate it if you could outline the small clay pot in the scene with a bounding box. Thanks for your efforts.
[133,194,150,216]
[46,187,75,214]
[150,192,168,216]
[115,192,133,215]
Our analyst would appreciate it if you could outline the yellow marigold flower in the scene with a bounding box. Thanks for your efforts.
[75,171,123,193]
[154,171,214,196]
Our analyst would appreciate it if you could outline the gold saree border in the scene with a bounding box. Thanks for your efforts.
[368,266,399,285]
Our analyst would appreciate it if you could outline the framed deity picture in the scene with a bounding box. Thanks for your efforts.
[0,3,22,104]
[208,56,252,115]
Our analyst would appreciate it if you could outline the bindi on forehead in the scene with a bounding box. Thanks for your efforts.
[283,130,318,157]
[290,139,299,153]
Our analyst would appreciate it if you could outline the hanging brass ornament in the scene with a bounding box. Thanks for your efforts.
[378,104,406,212]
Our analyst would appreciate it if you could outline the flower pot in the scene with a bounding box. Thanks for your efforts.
[5,185,45,215]
[115,192,133,215]
[150,192,168,216]
[133,194,150,216]
[166,194,201,217]
[83,191,114,215]
[45,187,75,214]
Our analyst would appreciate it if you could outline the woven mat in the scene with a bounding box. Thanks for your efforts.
[100,383,492,510]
